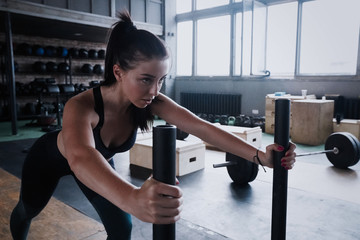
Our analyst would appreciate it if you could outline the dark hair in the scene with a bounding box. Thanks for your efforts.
[102,11,168,131]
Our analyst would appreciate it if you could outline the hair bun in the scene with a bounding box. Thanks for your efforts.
[124,22,137,33]
[117,10,137,33]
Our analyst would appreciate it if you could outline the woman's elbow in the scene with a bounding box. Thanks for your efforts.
[64,147,92,172]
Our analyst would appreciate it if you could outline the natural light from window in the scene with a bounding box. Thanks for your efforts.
[176,0,191,14]
[300,0,360,75]
[197,15,230,76]
[266,2,298,75]
[196,0,229,10]
[234,12,242,75]
[176,21,193,76]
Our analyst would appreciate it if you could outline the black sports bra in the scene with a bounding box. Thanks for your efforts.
[92,86,137,159]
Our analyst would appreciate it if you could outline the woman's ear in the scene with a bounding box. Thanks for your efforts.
[113,64,123,81]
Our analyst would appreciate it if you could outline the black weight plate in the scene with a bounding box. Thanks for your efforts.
[226,152,258,185]
[325,132,358,168]
[341,132,360,166]
[176,128,189,140]
[352,135,360,164]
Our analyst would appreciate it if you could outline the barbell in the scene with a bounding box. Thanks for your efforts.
[213,132,360,185]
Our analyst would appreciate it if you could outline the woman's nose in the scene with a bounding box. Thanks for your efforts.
[149,83,160,96]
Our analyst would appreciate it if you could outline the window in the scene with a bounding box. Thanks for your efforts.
[234,12,242,75]
[176,21,193,76]
[266,2,298,75]
[196,0,229,10]
[300,0,360,75]
[242,10,252,76]
[176,0,360,77]
[252,1,267,75]
[176,0,192,14]
[197,16,231,76]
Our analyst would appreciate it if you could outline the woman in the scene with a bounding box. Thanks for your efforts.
[10,11,296,240]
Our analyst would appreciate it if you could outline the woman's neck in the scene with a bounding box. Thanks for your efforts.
[100,84,131,114]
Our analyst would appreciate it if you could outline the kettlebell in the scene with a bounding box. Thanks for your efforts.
[228,116,235,126]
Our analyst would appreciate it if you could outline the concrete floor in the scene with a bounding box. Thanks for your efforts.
[1,131,360,239]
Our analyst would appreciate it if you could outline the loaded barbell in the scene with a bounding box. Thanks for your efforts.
[213,132,360,185]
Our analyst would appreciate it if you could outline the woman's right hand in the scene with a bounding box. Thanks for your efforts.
[130,177,183,224]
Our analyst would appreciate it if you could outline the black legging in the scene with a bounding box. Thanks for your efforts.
[10,130,132,240]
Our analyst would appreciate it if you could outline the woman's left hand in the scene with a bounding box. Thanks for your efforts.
[262,142,297,169]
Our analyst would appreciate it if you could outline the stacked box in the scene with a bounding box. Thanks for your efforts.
[265,94,316,134]
[333,119,360,140]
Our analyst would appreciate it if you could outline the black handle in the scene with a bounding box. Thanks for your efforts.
[152,125,176,240]
[271,99,290,240]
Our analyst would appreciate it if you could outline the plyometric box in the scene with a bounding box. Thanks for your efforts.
[333,119,360,140]
[130,138,205,176]
[204,124,262,150]
[291,99,334,145]
[265,94,316,134]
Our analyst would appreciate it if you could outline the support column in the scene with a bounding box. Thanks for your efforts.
[4,12,18,135]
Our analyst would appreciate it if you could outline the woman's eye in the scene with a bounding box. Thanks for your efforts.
[142,78,152,84]
[159,77,166,84]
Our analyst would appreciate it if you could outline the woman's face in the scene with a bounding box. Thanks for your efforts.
[119,58,169,108]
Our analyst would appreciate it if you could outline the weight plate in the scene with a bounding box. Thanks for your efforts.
[341,132,360,166]
[325,132,358,168]
[226,152,258,185]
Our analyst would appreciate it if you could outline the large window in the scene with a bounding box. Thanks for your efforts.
[266,2,298,75]
[176,0,191,14]
[176,21,193,76]
[234,12,242,75]
[176,0,360,77]
[197,16,230,76]
[299,0,360,75]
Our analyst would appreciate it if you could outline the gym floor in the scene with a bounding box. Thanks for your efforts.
[1,120,360,240]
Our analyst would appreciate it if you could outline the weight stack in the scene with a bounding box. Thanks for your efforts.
[152,125,176,240]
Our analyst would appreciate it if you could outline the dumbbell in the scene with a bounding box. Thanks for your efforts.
[213,132,360,185]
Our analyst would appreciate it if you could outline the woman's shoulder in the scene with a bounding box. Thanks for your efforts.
[150,93,180,115]
[65,88,96,114]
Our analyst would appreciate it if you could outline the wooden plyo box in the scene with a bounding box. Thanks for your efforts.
[136,129,152,141]
[265,94,316,134]
[204,124,262,149]
[333,119,360,140]
[291,99,334,145]
[130,139,205,176]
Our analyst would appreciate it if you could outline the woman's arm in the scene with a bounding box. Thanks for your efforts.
[59,94,182,224]
[151,93,296,169]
